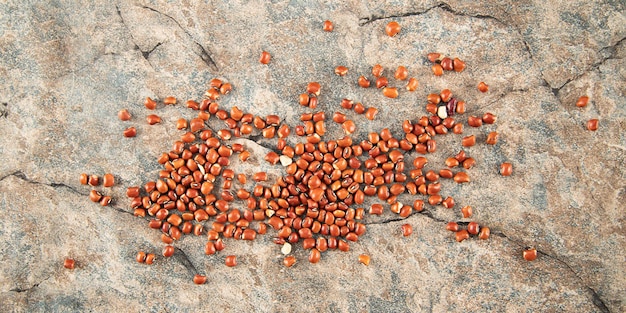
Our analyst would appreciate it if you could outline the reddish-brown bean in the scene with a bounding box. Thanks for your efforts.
[259,51,271,64]
[587,119,599,131]
[576,96,589,108]
[225,255,237,267]
[500,162,513,176]
[401,224,413,237]
[523,248,537,261]
[477,82,489,92]
[323,20,334,32]
[64,258,75,269]
[385,21,401,37]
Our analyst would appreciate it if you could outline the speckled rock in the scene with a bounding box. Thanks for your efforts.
[0,1,624,312]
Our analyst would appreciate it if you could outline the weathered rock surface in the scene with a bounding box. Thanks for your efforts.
[0,1,624,312]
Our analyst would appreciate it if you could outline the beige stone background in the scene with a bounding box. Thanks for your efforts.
[0,0,624,312]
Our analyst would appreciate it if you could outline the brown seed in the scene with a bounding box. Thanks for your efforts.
[375,77,388,89]
[445,157,459,168]
[453,172,470,183]
[440,57,453,71]
[144,253,155,265]
[307,82,321,96]
[486,132,499,145]
[523,248,537,261]
[89,190,102,202]
[370,203,384,215]
[482,112,497,124]
[576,96,589,108]
[259,51,271,64]
[478,226,490,240]
[357,75,371,88]
[323,20,334,32]
[468,116,483,127]
[467,222,480,235]
[283,255,297,267]
[432,64,443,76]
[462,135,476,147]
[401,224,413,237]
[395,66,408,80]
[79,173,88,185]
[455,229,470,242]
[147,114,161,125]
[462,158,476,169]
[446,222,459,232]
[406,77,419,91]
[163,96,177,105]
[144,97,157,110]
[163,245,175,257]
[118,109,131,121]
[382,87,399,98]
[428,195,442,205]
[299,93,310,106]
[440,89,452,103]
[477,82,489,93]
[354,102,365,114]
[500,162,513,176]
[193,274,207,285]
[365,107,378,120]
[385,21,401,37]
[103,174,114,187]
[136,251,147,263]
[427,52,442,63]
[176,118,188,130]
[456,101,466,114]
[335,66,349,76]
[342,120,356,134]
[63,258,75,269]
[442,197,455,209]
[372,64,384,77]
[341,98,354,109]
[123,126,137,137]
[453,58,466,72]
[461,205,473,218]
[413,156,428,169]
[452,123,463,134]
[225,255,237,267]
[99,196,111,206]
[308,248,321,263]
[587,119,599,131]
[358,254,371,266]
[265,152,280,165]
[220,83,233,95]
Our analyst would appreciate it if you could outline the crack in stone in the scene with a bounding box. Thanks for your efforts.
[115,4,158,71]
[358,3,443,26]
[0,102,7,118]
[366,209,447,226]
[494,231,611,313]
[0,171,135,218]
[550,36,626,95]
[173,247,198,276]
[141,5,218,72]
[8,274,52,293]
[0,170,88,197]
[359,2,507,27]
[142,42,162,60]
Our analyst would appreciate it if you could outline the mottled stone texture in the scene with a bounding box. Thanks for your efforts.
[0,0,624,312]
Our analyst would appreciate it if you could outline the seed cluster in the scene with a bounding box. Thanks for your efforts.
[73,19,583,278]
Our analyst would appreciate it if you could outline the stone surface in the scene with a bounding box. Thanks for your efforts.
[0,0,624,312]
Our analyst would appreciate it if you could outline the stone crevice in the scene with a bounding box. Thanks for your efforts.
[140,5,218,72]
[495,231,611,313]
[8,274,52,294]
[174,247,198,276]
[550,36,626,96]
[0,171,135,217]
